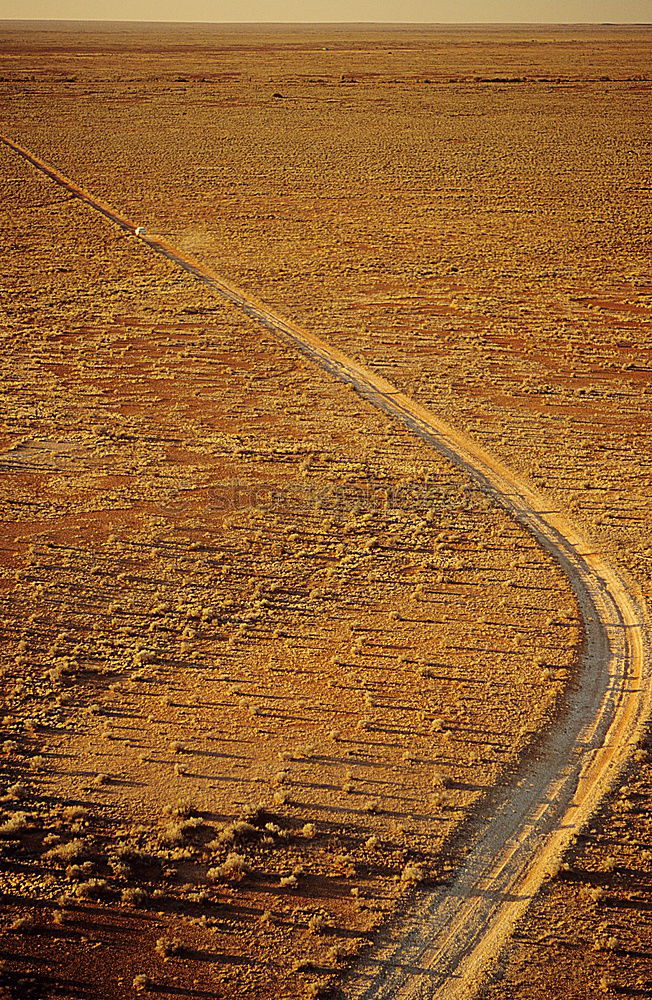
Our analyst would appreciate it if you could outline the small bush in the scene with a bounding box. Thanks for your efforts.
[10,914,36,932]
[45,838,89,862]
[75,878,108,900]
[62,806,89,822]
[212,820,258,846]
[121,886,148,906]
[164,799,196,818]
[0,811,29,836]
[4,783,27,801]
[308,910,333,934]
[208,852,248,882]
[306,981,330,999]
[401,862,426,884]
[431,769,449,790]
[155,936,182,958]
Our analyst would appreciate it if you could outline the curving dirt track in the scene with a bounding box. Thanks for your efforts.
[2,131,649,1000]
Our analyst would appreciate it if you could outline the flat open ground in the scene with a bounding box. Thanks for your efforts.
[0,21,651,1000]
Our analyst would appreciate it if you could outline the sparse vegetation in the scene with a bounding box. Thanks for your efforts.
[0,19,648,1000]
[0,812,29,837]
[155,936,183,958]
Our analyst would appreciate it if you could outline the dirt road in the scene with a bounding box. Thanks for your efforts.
[2,132,649,999]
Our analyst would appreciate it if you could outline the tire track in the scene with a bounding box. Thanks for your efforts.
[2,131,649,999]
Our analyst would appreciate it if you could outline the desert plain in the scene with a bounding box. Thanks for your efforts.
[0,20,651,1000]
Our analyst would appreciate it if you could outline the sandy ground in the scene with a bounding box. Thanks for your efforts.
[1,21,651,1000]
[5,127,647,999]
[0,137,581,999]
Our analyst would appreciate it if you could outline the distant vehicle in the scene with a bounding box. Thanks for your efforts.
[135,226,147,236]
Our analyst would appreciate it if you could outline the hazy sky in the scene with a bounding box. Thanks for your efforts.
[1,0,650,23]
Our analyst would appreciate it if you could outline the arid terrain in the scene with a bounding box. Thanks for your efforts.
[0,21,651,1000]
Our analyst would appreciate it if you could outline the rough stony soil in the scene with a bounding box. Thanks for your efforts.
[3,22,648,593]
[0,127,580,999]
[0,21,650,1000]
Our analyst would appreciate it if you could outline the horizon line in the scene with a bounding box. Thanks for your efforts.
[1,17,651,26]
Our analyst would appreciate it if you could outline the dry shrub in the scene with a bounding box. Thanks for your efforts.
[45,838,89,862]
[10,914,36,932]
[155,936,182,958]
[121,886,148,906]
[212,820,258,846]
[308,909,333,934]
[401,862,426,884]
[0,812,29,836]
[74,878,108,900]
[208,851,248,882]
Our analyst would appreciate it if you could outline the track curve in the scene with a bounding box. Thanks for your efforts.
[2,131,649,999]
